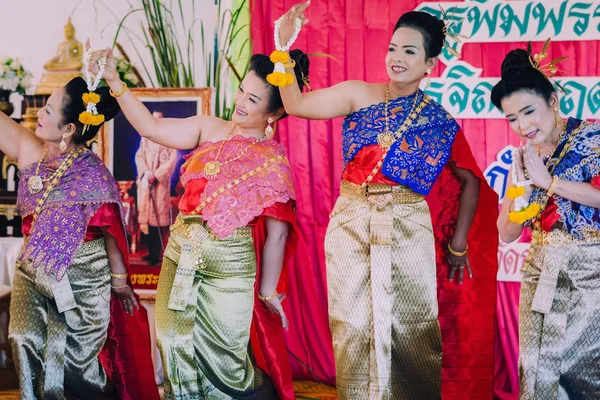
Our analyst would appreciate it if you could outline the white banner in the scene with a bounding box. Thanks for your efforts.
[416,0,600,64]
[424,62,600,119]
[497,241,528,282]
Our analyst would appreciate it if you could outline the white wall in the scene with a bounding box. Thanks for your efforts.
[0,0,232,117]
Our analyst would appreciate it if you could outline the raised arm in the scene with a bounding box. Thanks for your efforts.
[88,45,219,150]
[276,2,364,120]
[0,110,39,164]
[280,79,366,120]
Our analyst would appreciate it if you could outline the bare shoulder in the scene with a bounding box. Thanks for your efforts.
[17,130,43,168]
[197,117,233,145]
[350,82,388,113]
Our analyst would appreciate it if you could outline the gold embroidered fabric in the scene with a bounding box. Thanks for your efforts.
[156,217,273,399]
[9,239,115,399]
[519,240,600,399]
[325,189,442,399]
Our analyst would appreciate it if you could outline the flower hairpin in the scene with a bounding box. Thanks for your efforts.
[439,6,470,59]
[527,39,568,93]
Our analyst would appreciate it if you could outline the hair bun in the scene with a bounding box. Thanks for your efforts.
[289,49,310,91]
[95,86,121,122]
[500,49,535,80]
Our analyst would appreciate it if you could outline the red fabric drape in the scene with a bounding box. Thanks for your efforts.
[251,0,600,397]
[96,205,160,400]
[250,201,299,400]
[426,130,499,398]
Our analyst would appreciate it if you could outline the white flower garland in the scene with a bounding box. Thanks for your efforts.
[83,48,106,115]
[266,16,302,87]
[274,16,301,52]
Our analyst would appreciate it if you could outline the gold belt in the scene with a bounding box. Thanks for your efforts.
[531,228,600,247]
[339,180,423,205]
[170,213,252,242]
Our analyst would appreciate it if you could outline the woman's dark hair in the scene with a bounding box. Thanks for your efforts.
[394,11,446,59]
[60,77,121,144]
[249,49,310,119]
[490,49,555,111]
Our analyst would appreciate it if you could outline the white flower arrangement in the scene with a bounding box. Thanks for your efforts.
[0,57,33,95]
[116,57,140,87]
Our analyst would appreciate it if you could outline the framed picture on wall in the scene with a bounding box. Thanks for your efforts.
[95,87,212,294]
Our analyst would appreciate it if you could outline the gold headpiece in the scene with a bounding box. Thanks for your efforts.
[301,72,312,92]
[527,39,568,93]
[438,6,470,59]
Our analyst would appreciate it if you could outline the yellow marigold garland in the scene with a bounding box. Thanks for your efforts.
[268,15,302,88]
[79,111,105,126]
[508,203,541,224]
[266,70,295,88]
[267,51,295,88]
[270,50,290,64]
[82,92,100,106]
[506,186,526,200]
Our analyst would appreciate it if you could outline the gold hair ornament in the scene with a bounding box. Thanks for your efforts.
[438,6,470,59]
[527,39,568,94]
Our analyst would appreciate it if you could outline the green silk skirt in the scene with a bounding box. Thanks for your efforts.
[156,214,273,400]
[9,238,116,400]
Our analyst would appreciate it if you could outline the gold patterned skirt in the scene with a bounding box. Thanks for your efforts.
[519,230,600,400]
[155,214,274,400]
[9,238,116,400]
[325,182,442,400]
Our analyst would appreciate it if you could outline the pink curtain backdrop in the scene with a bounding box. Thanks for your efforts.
[250,0,600,398]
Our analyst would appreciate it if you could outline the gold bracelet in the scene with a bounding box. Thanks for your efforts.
[109,81,128,98]
[110,272,128,279]
[448,242,468,257]
[258,291,278,302]
[283,59,296,69]
[110,283,128,290]
[547,176,559,197]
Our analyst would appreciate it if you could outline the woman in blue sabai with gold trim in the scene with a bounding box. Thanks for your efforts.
[272,3,499,399]
[493,44,600,400]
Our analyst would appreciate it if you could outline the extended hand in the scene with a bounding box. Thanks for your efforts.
[263,293,289,330]
[278,1,310,47]
[111,280,139,316]
[524,140,552,190]
[85,39,118,83]
[447,241,472,285]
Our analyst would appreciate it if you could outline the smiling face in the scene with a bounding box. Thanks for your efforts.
[501,90,559,145]
[386,27,436,87]
[232,71,279,129]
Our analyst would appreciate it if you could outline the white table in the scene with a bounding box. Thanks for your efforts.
[0,237,23,291]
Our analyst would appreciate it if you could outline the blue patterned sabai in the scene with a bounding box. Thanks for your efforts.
[342,90,460,195]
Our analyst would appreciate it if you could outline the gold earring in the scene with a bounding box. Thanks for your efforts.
[265,117,274,138]
[59,136,67,152]
[553,105,562,128]
[425,70,431,88]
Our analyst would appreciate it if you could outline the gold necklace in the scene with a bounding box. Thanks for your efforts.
[30,146,87,228]
[377,84,427,150]
[203,125,266,179]
[28,147,49,194]
[363,85,430,186]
